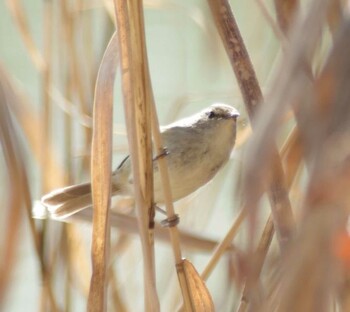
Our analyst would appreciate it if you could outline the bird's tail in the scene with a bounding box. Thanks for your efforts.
[41,182,94,219]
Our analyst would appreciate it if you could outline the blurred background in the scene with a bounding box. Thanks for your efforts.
[1,0,348,311]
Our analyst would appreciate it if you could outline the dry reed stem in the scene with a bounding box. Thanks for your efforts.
[6,0,46,71]
[109,268,128,312]
[273,0,299,34]
[301,18,350,212]
[0,78,24,309]
[255,0,286,44]
[87,32,118,312]
[207,0,294,249]
[236,216,274,312]
[200,121,303,308]
[201,209,246,281]
[115,0,214,309]
[146,33,204,310]
[66,225,91,296]
[61,0,93,171]
[236,126,304,311]
[146,34,215,311]
[151,104,211,311]
[0,66,59,311]
[114,1,160,310]
[244,0,331,176]
[327,0,344,34]
[5,1,349,310]
[246,13,350,312]
[42,0,53,193]
[8,84,67,189]
[39,2,59,311]
[73,208,237,253]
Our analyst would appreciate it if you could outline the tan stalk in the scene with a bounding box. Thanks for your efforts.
[113,1,160,310]
[39,2,57,312]
[61,0,93,171]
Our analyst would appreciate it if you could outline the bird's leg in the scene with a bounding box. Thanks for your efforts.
[153,204,180,227]
[153,147,169,161]
[154,204,167,215]
[160,214,180,227]
[152,148,179,227]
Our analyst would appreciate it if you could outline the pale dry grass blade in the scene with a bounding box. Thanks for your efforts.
[87,32,118,312]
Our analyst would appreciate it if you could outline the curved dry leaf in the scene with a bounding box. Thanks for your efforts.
[87,31,118,312]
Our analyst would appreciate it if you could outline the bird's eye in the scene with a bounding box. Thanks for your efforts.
[208,111,216,119]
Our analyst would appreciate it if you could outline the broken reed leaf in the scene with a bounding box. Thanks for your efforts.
[87,31,118,312]
[177,259,214,312]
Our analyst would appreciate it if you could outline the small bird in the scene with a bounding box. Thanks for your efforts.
[41,104,239,219]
